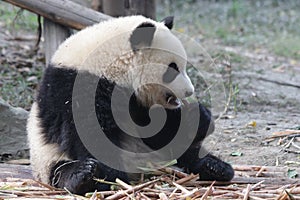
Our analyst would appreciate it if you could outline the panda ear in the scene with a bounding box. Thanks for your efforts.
[161,16,174,30]
[130,22,156,51]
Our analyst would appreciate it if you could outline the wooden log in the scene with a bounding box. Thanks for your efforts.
[2,0,112,30]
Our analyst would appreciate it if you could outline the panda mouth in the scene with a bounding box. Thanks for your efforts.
[166,93,182,108]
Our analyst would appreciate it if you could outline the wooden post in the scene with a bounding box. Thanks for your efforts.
[91,0,102,11]
[126,0,156,20]
[43,19,71,66]
[101,0,156,19]
[102,0,125,17]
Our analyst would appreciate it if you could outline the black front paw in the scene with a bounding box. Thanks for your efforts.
[191,154,234,181]
[67,158,101,194]
[51,158,108,194]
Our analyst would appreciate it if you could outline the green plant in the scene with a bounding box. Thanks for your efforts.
[232,83,240,113]
[228,0,240,18]
[0,2,38,31]
[272,36,300,60]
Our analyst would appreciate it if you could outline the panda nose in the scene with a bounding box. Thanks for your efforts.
[185,90,193,97]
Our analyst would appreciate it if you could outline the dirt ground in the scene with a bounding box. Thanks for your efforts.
[1,1,300,171]
[203,43,300,168]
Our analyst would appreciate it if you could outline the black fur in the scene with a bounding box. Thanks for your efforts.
[36,65,234,195]
[161,16,174,30]
[130,22,156,51]
[163,63,180,83]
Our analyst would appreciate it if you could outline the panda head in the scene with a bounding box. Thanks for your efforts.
[51,16,194,110]
[129,16,194,109]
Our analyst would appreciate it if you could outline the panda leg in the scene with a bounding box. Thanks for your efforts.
[177,146,234,182]
[189,153,234,181]
[49,158,110,195]
[178,102,234,181]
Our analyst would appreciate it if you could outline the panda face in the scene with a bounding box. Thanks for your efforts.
[130,18,194,109]
[132,57,194,109]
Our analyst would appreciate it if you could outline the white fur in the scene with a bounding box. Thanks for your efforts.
[168,72,194,99]
[27,103,70,183]
[51,16,163,85]
[51,15,194,107]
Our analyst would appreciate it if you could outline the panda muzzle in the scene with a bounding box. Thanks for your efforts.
[166,93,182,107]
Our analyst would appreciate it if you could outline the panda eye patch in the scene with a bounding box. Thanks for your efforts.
[168,62,179,72]
[163,62,180,83]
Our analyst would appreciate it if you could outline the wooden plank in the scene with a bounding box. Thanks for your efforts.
[0,164,33,179]
[2,0,112,30]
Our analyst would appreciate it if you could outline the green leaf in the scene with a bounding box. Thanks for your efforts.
[230,152,243,156]
[287,169,298,179]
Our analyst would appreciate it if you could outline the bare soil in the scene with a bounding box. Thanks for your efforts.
[203,43,300,168]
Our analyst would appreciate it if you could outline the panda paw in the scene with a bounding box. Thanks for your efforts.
[191,154,234,182]
[51,158,106,195]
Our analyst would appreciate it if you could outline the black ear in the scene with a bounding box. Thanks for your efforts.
[161,16,174,30]
[130,22,156,51]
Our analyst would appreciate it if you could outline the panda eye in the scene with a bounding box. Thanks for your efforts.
[168,62,179,72]
[163,62,180,83]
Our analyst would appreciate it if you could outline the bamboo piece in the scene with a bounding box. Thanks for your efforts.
[159,167,189,178]
[1,164,300,199]
[243,184,251,200]
[255,166,266,177]
[175,173,198,184]
[106,179,159,200]
[200,181,215,200]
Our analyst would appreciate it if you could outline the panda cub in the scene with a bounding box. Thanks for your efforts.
[27,15,234,194]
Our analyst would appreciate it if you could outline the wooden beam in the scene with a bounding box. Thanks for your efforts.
[2,0,112,30]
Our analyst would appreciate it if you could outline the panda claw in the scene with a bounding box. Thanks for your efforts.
[51,158,103,195]
[191,154,234,182]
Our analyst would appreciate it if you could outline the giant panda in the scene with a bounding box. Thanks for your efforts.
[27,15,234,195]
